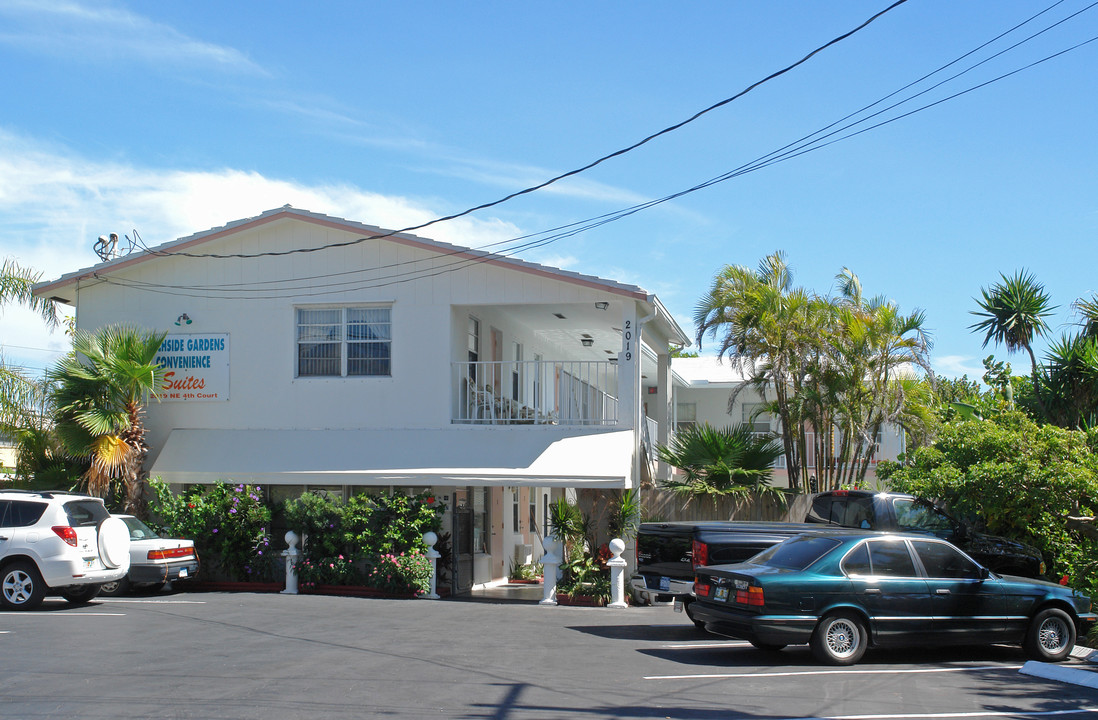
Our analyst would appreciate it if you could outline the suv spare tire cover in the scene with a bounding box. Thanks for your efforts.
[98,517,130,569]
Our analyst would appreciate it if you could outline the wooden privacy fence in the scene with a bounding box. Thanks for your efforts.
[641,488,814,523]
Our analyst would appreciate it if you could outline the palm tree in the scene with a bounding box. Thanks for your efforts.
[694,251,820,490]
[0,259,59,328]
[657,423,784,500]
[50,325,167,514]
[970,270,1055,419]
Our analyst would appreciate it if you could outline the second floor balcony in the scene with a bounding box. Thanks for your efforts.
[453,360,619,426]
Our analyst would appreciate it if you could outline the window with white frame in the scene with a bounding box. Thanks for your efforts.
[676,403,697,432]
[741,403,772,434]
[296,305,391,377]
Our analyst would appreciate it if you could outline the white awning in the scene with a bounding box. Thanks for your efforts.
[148,427,636,488]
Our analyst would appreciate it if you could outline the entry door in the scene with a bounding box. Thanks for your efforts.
[452,507,474,596]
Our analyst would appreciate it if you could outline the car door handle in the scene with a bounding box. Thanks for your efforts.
[864,588,881,594]
[936,589,951,595]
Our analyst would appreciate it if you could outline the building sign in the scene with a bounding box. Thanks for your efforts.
[154,334,229,402]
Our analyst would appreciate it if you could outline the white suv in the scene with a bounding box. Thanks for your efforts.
[0,490,131,610]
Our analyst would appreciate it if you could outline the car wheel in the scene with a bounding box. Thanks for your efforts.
[1,561,46,611]
[1024,608,1075,662]
[750,640,787,652]
[60,584,102,605]
[99,576,130,596]
[811,612,868,665]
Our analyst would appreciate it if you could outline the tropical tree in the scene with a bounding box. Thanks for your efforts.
[694,252,818,490]
[657,423,784,500]
[0,260,63,485]
[969,270,1055,419]
[0,259,59,329]
[50,325,167,514]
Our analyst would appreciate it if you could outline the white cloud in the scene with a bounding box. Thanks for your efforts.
[932,354,985,380]
[0,0,266,75]
[0,128,522,372]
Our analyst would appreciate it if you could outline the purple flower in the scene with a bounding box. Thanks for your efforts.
[212,528,219,533]
[230,508,237,514]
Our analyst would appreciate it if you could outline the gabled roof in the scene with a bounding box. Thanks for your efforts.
[36,205,645,301]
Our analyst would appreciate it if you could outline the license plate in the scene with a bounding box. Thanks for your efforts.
[673,598,683,613]
[83,557,96,569]
[178,568,189,579]
[659,576,670,591]
[715,586,730,602]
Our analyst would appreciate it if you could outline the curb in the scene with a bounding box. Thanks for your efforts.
[1019,647,1098,689]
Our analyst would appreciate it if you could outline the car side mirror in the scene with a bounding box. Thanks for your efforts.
[978,566,990,581]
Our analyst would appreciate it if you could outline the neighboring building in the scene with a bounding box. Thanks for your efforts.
[34,206,688,592]
[670,356,906,489]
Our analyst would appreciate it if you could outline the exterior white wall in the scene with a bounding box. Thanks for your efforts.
[66,217,650,464]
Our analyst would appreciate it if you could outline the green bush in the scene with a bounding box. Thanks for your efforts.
[878,411,1098,597]
[150,479,274,581]
[365,550,433,595]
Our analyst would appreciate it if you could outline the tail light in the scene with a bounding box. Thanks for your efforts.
[736,585,765,606]
[52,526,78,547]
[148,547,196,561]
[691,539,709,569]
[694,581,711,598]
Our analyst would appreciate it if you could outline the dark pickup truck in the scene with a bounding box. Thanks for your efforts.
[632,490,1046,626]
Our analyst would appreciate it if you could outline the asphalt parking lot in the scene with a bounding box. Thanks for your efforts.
[4,590,1098,720]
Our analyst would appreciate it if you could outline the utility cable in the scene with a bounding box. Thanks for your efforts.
[131,0,911,261]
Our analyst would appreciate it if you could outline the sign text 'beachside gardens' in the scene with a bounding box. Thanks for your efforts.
[154,334,230,401]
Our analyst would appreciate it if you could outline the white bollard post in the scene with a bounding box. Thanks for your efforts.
[422,531,441,600]
[281,530,300,595]
[539,536,561,606]
[607,538,628,609]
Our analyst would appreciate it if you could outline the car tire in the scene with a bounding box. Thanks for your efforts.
[1024,608,1075,662]
[750,640,787,652]
[99,576,130,596]
[60,584,102,605]
[1,561,47,611]
[97,516,129,569]
[811,612,868,665]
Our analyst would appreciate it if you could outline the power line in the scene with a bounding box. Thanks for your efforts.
[94,2,1097,301]
[131,0,912,262]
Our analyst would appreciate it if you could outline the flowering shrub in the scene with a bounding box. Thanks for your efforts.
[294,555,362,589]
[365,551,433,595]
[150,479,274,581]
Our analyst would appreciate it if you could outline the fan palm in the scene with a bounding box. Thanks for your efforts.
[657,423,784,500]
[50,325,167,513]
[970,270,1055,418]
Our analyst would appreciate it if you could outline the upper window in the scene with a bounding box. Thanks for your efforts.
[741,403,772,434]
[676,403,697,432]
[911,539,982,579]
[297,306,391,377]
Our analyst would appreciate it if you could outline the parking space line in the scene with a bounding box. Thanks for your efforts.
[658,645,755,649]
[808,708,1098,720]
[0,612,125,617]
[645,664,1023,680]
[98,599,206,604]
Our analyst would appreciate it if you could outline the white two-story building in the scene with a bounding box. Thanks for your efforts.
[35,206,688,593]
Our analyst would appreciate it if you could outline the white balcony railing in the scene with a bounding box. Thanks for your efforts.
[453,360,618,426]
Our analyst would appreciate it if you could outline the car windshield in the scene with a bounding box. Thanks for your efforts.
[120,516,162,540]
[749,535,841,570]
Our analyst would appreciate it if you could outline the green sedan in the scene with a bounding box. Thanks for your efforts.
[690,530,1096,665]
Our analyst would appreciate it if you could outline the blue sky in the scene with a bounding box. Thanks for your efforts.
[1,0,1096,382]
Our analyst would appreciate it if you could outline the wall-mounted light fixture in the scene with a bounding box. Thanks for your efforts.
[175,313,192,326]
[580,338,594,347]
[594,301,609,311]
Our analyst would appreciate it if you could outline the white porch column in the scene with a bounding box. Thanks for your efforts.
[607,538,628,609]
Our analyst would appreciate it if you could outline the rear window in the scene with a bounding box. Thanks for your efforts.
[0,500,48,528]
[750,536,841,570]
[63,500,110,527]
